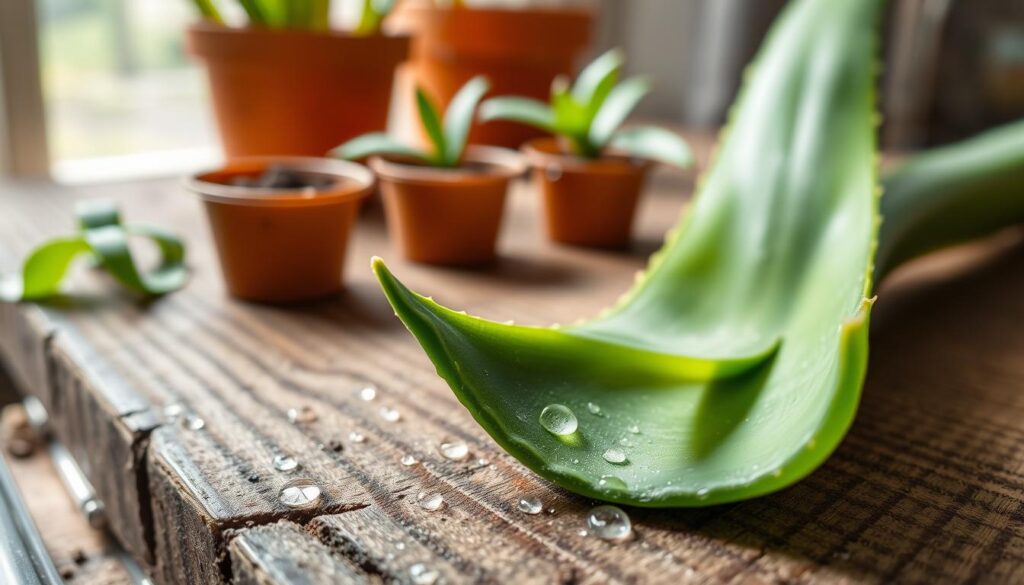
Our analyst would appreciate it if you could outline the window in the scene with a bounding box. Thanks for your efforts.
[5,0,220,182]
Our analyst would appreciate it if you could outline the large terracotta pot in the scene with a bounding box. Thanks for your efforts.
[186,157,374,303]
[388,3,593,149]
[371,147,526,265]
[523,138,653,249]
[187,25,410,158]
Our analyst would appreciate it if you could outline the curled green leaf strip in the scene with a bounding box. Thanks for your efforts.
[0,200,187,302]
[374,0,883,507]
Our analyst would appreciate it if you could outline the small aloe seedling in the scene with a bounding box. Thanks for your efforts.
[480,49,692,168]
[333,76,491,168]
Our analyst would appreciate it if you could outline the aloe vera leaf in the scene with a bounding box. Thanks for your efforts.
[607,126,693,168]
[550,77,592,154]
[354,0,394,35]
[588,77,651,149]
[877,118,1024,279]
[442,76,490,166]
[191,0,225,24]
[0,200,188,301]
[572,48,623,107]
[415,88,447,164]
[239,0,270,25]
[331,133,431,163]
[373,0,882,507]
[478,97,557,133]
[309,0,330,30]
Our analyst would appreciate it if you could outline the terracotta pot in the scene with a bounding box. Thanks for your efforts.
[388,3,592,149]
[371,147,525,265]
[523,138,653,249]
[187,24,410,158]
[186,157,374,303]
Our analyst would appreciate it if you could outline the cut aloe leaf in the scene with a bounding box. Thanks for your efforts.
[373,0,882,507]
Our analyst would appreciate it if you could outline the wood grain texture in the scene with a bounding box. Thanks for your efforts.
[1,132,1023,584]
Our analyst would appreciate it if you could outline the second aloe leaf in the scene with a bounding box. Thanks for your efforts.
[374,0,881,507]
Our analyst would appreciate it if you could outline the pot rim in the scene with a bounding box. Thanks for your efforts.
[369,146,527,186]
[522,137,655,174]
[185,156,375,207]
[186,23,412,66]
[187,22,412,42]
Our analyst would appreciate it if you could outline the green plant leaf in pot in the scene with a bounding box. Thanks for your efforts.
[333,76,491,168]
[372,0,883,507]
[442,76,491,166]
[481,48,690,166]
[607,126,694,168]
[354,0,396,36]
[190,0,225,23]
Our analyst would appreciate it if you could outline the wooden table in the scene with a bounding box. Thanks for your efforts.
[1,136,1023,584]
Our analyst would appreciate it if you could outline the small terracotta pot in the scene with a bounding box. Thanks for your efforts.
[388,3,592,149]
[523,138,653,249]
[186,157,374,303]
[371,147,525,265]
[187,25,410,158]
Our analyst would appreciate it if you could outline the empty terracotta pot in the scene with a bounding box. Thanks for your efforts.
[187,25,410,158]
[371,147,525,265]
[186,157,374,303]
[523,138,654,249]
[388,3,592,149]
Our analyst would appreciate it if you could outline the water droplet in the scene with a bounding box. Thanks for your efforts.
[379,406,401,423]
[272,455,299,472]
[287,406,317,424]
[517,497,543,515]
[395,542,406,550]
[409,563,440,585]
[417,492,444,511]
[618,437,630,446]
[358,386,377,401]
[627,424,640,434]
[539,404,578,436]
[546,508,556,515]
[401,454,418,466]
[586,505,632,541]
[587,402,603,416]
[572,459,580,465]
[163,403,185,421]
[476,458,489,466]
[348,431,365,443]
[598,475,627,490]
[182,414,205,431]
[439,440,469,461]
[602,448,628,464]
[696,487,710,498]
[578,529,589,537]
[279,479,321,509]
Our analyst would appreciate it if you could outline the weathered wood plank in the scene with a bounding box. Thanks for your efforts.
[1,133,1023,585]
[229,521,365,585]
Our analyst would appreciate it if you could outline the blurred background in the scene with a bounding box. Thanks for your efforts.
[0,0,1022,183]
